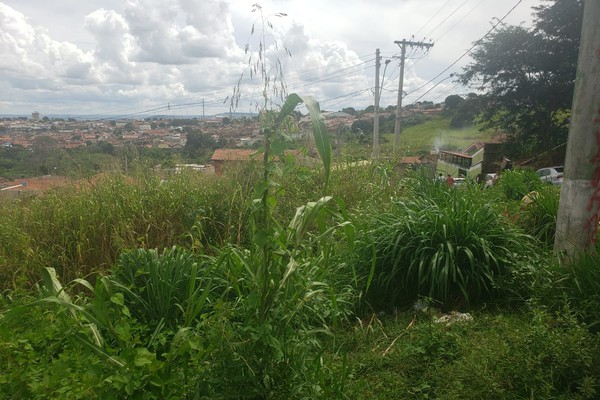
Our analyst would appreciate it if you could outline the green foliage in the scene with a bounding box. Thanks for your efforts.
[493,168,543,201]
[351,119,373,135]
[1,190,357,398]
[200,196,356,397]
[111,247,219,327]
[356,175,534,310]
[183,130,219,161]
[339,310,600,399]
[0,171,252,288]
[561,253,600,332]
[1,267,216,399]
[459,0,583,158]
[515,184,560,246]
[444,94,464,110]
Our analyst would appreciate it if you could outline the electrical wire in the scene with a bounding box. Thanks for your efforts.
[423,0,472,39]
[403,0,524,103]
[414,0,453,37]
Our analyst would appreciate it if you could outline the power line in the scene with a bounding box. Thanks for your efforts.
[433,0,486,42]
[82,58,376,121]
[423,0,472,39]
[414,0,453,37]
[404,0,524,101]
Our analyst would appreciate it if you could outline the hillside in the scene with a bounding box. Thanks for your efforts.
[383,115,494,154]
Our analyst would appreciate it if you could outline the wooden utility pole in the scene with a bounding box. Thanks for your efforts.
[393,40,433,152]
[373,49,381,159]
[554,0,600,256]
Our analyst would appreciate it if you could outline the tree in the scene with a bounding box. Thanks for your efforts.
[184,131,217,161]
[362,105,375,114]
[341,107,356,115]
[444,94,483,129]
[444,95,464,111]
[351,119,373,135]
[31,136,62,175]
[459,0,584,160]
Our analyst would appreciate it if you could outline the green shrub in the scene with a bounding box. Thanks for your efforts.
[494,168,542,201]
[515,184,560,247]
[356,178,534,310]
[110,247,221,327]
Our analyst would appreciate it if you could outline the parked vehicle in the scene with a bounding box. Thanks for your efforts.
[536,166,564,185]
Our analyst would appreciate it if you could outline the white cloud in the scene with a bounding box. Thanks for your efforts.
[121,0,241,64]
[0,0,543,115]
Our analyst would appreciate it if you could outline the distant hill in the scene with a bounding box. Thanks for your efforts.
[385,115,494,154]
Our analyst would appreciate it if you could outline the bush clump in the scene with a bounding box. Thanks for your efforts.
[356,178,534,310]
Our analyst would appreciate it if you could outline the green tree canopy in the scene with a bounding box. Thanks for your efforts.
[444,95,464,111]
[184,131,218,161]
[459,0,584,159]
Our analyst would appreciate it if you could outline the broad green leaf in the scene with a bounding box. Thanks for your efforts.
[277,93,331,191]
[134,347,155,366]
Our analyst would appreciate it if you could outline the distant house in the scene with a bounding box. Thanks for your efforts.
[398,155,434,174]
[122,133,139,141]
[210,148,304,176]
[210,149,261,175]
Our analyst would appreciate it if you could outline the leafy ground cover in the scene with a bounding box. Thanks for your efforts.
[1,137,600,399]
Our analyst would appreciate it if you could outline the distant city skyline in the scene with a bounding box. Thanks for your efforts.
[1,0,541,117]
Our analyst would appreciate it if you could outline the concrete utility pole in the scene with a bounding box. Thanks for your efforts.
[372,49,381,159]
[554,0,600,257]
[393,39,433,152]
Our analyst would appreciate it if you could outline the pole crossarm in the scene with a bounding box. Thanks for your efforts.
[394,40,434,48]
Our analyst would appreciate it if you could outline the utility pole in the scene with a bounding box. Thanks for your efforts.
[202,98,205,120]
[372,49,381,159]
[554,0,600,257]
[393,39,433,152]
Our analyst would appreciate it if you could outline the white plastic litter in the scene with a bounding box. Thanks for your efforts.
[433,311,474,326]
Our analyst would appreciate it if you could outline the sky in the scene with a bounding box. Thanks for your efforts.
[0,0,543,119]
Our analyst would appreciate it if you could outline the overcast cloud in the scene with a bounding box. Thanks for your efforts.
[0,0,542,118]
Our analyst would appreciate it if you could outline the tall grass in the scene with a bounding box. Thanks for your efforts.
[111,246,220,327]
[493,168,543,202]
[515,184,560,247]
[356,174,535,310]
[0,170,254,289]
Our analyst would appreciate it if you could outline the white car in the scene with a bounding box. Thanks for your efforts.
[536,166,564,185]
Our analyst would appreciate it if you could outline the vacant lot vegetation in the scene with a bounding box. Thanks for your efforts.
[1,164,600,399]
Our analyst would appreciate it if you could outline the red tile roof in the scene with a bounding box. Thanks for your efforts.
[210,149,261,161]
